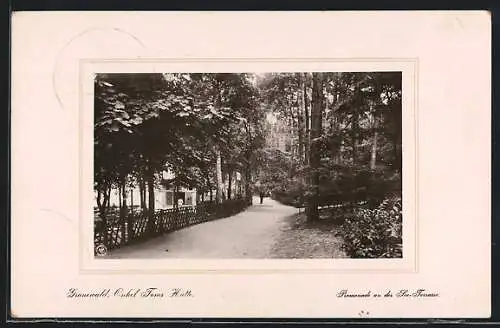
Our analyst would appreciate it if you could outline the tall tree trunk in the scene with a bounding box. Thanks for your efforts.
[128,186,134,242]
[289,94,299,159]
[147,168,155,214]
[173,184,178,209]
[105,185,111,209]
[371,131,378,170]
[118,186,122,211]
[243,121,253,206]
[121,181,127,212]
[139,179,146,210]
[246,171,252,204]
[97,188,104,217]
[238,177,242,199]
[332,90,343,164]
[330,114,340,163]
[297,74,307,207]
[96,186,108,223]
[227,169,233,200]
[204,172,212,202]
[120,181,127,241]
[287,100,294,156]
[215,148,223,204]
[304,73,311,166]
[245,152,252,205]
[370,108,378,170]
[127,189,134,243]
[101,184,111,245]
[352,114,359,165]
[144,165,156,235]
[352,87,363,165]
[213,80,225,204]
[307,72,323,222]
[297,86,305,162]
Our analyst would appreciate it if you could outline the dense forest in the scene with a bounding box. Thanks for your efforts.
[95,72,403,258]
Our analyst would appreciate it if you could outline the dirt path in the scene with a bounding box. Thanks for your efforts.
[105,197,297,259]
[270,211,347,259]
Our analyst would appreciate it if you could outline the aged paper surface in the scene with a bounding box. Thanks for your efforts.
[11,11,490,318]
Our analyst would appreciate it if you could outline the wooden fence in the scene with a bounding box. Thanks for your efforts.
[94,199,250,252]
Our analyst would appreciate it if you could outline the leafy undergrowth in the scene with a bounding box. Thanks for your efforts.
[270,210,347,259]
[338,196,402,258]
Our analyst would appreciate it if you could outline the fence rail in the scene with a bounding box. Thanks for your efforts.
[94,199,250,252]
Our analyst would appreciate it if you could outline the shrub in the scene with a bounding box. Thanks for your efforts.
[272,189,303,207]
[271,161,402,210]
[338,196,402,258]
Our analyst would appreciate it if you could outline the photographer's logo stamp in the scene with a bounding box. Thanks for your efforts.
[95,244,108,256]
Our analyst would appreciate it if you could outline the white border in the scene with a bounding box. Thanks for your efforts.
[11,10,491,318]
[79,58,418,274]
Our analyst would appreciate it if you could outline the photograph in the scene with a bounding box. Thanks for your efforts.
[93,71,403,260]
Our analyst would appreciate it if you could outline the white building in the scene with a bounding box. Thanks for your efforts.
[100,185,197,210]
[95,168,244,211]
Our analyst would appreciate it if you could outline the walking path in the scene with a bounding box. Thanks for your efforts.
[105,197,298,259]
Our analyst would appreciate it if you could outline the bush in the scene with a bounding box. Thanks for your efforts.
[272,189,303,207]
[271,163,402,216]
[326,165,401,209]
[338,196,402,258]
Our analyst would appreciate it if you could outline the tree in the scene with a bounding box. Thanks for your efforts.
[94,71,402,233]
[307,72,324,222]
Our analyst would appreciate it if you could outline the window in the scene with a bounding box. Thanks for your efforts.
[166,191,173,206]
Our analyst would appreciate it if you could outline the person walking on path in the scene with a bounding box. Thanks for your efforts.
[259,191,265,204]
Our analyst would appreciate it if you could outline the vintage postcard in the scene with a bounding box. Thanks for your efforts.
[11,11,490,318]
